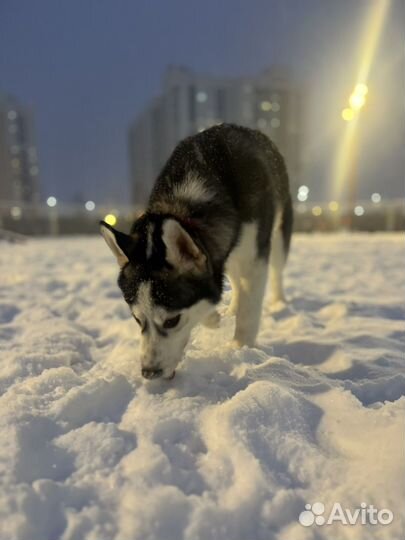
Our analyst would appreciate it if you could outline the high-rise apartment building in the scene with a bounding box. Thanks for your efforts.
[129,66,303,205]
[0,94,40,204]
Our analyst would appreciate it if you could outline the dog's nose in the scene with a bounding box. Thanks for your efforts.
[141,367,163,380]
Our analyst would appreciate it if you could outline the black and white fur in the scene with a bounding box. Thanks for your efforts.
[100,124,293,380]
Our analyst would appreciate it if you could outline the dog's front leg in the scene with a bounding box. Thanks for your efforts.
[233,261,268,347]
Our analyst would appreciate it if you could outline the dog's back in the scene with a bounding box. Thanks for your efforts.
[148,123,292,266]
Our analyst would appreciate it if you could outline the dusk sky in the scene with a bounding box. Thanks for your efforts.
[0,0,403,204]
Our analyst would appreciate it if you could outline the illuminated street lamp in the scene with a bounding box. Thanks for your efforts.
[46,196,57,207]
[341,83,368,122]
[340,83,369,229]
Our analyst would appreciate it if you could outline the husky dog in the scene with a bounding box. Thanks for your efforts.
[100,124,292,380]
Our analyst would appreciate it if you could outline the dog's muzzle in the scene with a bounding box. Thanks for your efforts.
[141,367,163,379]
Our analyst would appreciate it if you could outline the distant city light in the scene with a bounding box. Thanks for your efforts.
[312,206,322,216]
[104,213,117,226]
[196,91,208,103]
[46,196,57,207]
[271,102,280,112]
[85,200,96,211]
[270,118,280,128]
[7,110,17,121]
[260,101,272,111]
[354,205,365,216]
[297,192,308,202]
[349,93,366,110]
[341,108,355,122]
[10,206,22,219]
[371,192,381,203]
[328,201,339,212]
[297,185,309,202]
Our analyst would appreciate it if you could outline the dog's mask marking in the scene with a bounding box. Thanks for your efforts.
[162,219,206,273]
[146,223,154,260]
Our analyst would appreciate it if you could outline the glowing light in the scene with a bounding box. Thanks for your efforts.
[341,108,355,122]
[297,192,308,202]
[371,192,381,203]
[355,83,369,96]
[331,0,389,202]
[270,118,280,128]
[328,201,339,212]
[10,206,22,219]
[85,200,96,211]
[104,213,117,226]
[297,186,309,202]
[261,101,272,111]
[46,196,57,207]
[7,110,17,120]
[271,102,280,112]
[312,206,322,216]
[196,91,207,103]
[354,205,365,216]
[349,93,366,110]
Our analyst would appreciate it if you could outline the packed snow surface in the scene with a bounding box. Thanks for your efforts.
[0,233,404,540]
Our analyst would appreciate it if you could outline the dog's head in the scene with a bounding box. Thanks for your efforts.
[100,214,221,379]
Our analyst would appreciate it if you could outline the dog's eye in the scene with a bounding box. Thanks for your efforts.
[163,314,181,329]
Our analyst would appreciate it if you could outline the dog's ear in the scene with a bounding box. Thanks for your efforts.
[162,219,206,273]
[100,221,133,267]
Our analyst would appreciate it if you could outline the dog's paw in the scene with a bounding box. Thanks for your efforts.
[230,337,255,349]
[270,299,288,313]
[202,310,221,329]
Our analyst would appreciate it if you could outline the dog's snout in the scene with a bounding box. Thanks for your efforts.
[141,367,163,380]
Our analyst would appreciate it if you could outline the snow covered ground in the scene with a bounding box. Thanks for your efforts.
[0,233,404,540]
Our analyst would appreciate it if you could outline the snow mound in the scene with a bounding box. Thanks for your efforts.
[0,233,404,540]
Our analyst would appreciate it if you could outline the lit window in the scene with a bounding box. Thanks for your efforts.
[270,118,280,128]
[30,166,39,175]
[8,110,17,121]
[10,206,22,219]
[196,91,208,103]
[271,102,280,112]
[260,101,272,111]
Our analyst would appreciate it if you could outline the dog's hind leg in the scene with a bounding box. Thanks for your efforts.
[233,260,268,347]
[269,201,292,306]
[269,228,286,305]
